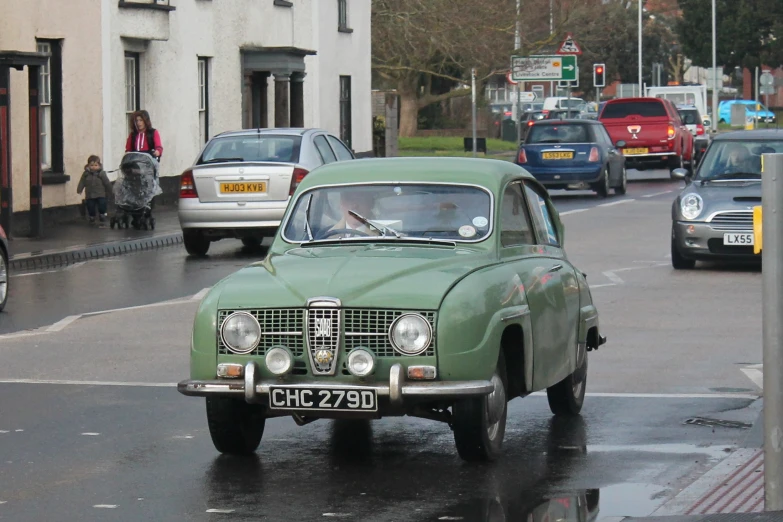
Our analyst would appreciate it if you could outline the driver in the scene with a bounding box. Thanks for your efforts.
[323,189,381,238]
[723,145,754,174]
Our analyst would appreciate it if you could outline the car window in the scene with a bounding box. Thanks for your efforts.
[526,124,590,144]
[678,110,699,125]
[696,140,783,180]
[314,135,337,164]
[327,136,355,161]
[199,135,301,164]
[499,183,535,247]
[523,184,559,246]
[600,101,667,119]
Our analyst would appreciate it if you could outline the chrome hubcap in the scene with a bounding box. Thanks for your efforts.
[485,372,506,440]
[0,254,6,304]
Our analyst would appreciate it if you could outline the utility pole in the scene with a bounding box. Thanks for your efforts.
[755,67,760,130]
[515,0,522,143]
[471,68,477,158]
[711,0,718,132]
[638,0,643,94]
[763,153,783,510]
[549,0,554,97]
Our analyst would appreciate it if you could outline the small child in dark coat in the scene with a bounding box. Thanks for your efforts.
[77,155,113,225]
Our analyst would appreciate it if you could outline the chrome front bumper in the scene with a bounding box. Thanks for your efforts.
[177,362,494,407]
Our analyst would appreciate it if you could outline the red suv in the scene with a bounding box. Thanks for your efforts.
[598,97,694,174]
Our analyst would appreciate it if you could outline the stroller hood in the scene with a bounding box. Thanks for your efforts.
[114,152,162,209]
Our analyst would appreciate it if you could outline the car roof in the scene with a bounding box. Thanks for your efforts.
[296,157,534,194]
[533,119,599,125]
[713,129,783,141]
[677,105,699,110]
[604,97,664,104]
[212,128,328,138]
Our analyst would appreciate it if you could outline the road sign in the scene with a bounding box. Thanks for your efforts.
[518,92,537,102]
[761,71,774,86]
[511,55,577,82]
[556,33,582,55]
[506,71,518,85]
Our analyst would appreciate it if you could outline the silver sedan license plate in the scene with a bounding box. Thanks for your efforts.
[723,233,754,246]
[268,387,378,412]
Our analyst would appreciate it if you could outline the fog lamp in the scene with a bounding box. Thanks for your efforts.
[265,347,293,376]
[347,349,375,377]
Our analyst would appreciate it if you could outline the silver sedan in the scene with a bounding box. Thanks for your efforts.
[178,128,356,256]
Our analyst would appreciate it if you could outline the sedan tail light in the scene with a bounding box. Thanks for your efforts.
[696,124,705,135]
[517,149,528,164]
[667,124,676,139]
[588,147,600,162]
[289,167,309,196]
[179,169,198,199]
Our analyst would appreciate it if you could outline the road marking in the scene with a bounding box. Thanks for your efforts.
[45,315,81,332]
[0,379,176,387]
[598,198,636,207]
[602,270,625,284]
[0,501,5,504]
[741,366,763,390]
[93,505,118,509]
[642,190,674,198]
[11,262,87,278]
[0,431,8,433]
[589,283,616,289]
[559,208,589,216]
[82,433,101,436]
[207,509,236,513]
[191,288,210,301]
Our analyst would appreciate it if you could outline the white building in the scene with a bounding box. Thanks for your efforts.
[0,0,371,232]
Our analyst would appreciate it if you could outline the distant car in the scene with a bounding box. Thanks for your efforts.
[521,110,548,139]
[677,104,711,166]
[718,100,776,124]
[177,128,356,256]
[515,119,627,197]
[546,110,583,120]
[670,129,783,269]
[0,224,7,312]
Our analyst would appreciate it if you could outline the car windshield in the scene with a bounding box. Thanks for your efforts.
[283,183,493,243]
[560,99,584,108]
[601,101,667,118]
[696,140,783,180]
[526,124,590,144]
[199,135,301,164]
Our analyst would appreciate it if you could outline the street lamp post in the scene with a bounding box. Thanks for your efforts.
[711,0,718,132]
[638,0,643,96]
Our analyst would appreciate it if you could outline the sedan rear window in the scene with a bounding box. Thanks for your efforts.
[679,109,700,125]
[601,101,667,119]
[199,135,302,164]
[526,124,590,144]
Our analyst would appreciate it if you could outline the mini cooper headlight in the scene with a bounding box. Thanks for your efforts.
[265,346,293,376]
[681,193,704,220]
[389,314,432,356]
[347,349,375,377]
[221,312,261,354]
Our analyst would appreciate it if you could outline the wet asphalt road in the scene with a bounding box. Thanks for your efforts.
[0,384,754,521]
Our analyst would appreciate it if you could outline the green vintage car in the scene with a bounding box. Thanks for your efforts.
[177,157,605,462]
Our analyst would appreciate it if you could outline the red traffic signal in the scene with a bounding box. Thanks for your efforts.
[593,63,606,88]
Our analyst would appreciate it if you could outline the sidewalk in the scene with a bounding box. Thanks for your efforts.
[8,206,183,271]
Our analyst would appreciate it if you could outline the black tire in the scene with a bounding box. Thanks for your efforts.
[183,230,210,256]
[546,347,587,416]
[205,397,265,455]
[594,168,610,198]
[452,352,508,462]
[614,167,628,195]
[0,248,8,312]
[241,237,262,248]
[671,237,696,269]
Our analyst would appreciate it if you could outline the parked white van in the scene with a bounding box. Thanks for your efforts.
[542,97,586,111]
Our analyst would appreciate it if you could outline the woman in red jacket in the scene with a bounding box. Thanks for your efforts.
[125,110,163,158]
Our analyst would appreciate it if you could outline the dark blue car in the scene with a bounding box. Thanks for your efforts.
[515,119,627,197]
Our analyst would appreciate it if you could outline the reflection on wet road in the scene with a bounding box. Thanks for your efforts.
[0,383,749,521]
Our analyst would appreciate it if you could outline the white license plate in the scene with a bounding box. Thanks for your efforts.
[268,387,377,412]
[723,233,754,246]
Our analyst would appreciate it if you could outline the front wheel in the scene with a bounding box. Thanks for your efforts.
[0,248,8,312]
[183,230,210,256]
[671,237,696,269]
[206,397,265,455]
[452,352,508,462]
[546,346,587,416]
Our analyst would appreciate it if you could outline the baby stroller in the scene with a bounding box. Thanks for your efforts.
[110,152,162,230]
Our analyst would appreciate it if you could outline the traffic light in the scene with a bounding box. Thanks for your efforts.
[593,63,606,88]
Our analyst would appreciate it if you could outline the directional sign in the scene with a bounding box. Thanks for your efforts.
[518,92,537,102]
[556,32,582,56]
[511,55,577,82]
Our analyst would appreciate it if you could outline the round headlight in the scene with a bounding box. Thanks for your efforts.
[347,349,375,377]
[265,346,293,376]
[221,312,261,354]
[389,314,432,356]
[681,193,704,220]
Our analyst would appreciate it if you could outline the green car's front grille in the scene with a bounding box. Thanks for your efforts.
[217,308,436,359]
[218,309,306,357]
[343,309,437,357]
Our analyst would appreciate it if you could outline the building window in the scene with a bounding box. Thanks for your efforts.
[198,58,209,144]
[338,0,352,32]
[339,76,352,149]
[125,52,140,114]
[36,39,63,174]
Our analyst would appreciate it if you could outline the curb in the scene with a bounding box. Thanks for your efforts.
[9,232,184,271]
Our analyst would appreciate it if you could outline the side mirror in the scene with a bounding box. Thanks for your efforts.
[615,140,627,148]
[671,168,690,180]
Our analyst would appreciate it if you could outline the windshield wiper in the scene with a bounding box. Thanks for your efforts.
[303,194,314,241]
[201,157,244,164]
[348,210,401,238]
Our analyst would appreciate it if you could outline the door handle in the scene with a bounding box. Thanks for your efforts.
[549,264,563,273]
